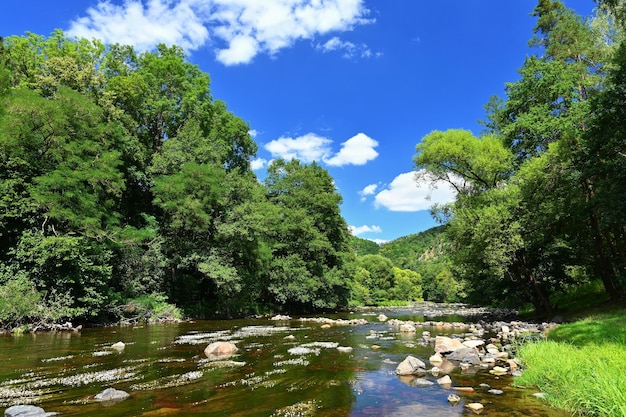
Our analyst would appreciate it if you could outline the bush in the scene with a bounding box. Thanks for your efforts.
[0,272,74,329]
[116,293,182,323]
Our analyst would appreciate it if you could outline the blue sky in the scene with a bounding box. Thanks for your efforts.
[1,0,597,243]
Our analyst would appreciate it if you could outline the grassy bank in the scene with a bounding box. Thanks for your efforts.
[516,305,626,417]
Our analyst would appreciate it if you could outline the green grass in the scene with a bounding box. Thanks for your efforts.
[516,307,626,417]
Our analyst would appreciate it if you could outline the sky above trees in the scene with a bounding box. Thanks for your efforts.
[1,0,597,242]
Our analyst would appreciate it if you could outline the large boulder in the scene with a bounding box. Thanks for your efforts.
[446,347,481,365]
[395,355,426,376]
[4,405,55,417]
[434,336,464,353]
[204,341,238,358]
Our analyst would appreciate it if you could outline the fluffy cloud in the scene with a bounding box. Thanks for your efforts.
[250,157,267,170]
[359,183,378,201]
[349,224,382,236]
[374,171,457,212]
[324,133,378,166]
[264,132,378,167]
[67,0,373,65]
[264,133,333,163]
[68,0,210,52]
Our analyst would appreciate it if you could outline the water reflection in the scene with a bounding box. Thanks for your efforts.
[0,306,568,416]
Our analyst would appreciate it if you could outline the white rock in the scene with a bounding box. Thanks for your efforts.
[434,336,464,353]
[466,402,484,413]
[462,339,485,349]
[337,346,353,353]
[111,341,125,351]
[447,394,461,404]
[489,366,508,376]
[204,341,238,358]
[94,387,130,402]
[395,355,426,375]
[429,353,443,364]
[437,375,452,385]
[377,314,388,322]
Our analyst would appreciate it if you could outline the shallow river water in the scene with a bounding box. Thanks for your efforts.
[0,306,568,416]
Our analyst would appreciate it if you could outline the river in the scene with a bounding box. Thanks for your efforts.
[0,305,568,416]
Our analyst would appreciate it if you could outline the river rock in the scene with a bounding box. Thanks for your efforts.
[447,347,481,365]
[412,378,435,387]
[489,366,508,376]
[447,394,461,404]
[111,341,125,351]
[434,336,464,353]
[437,375,452,385]
[488,389,504,395]
[462,339,484,349]
[94,387,130,402]
[429,353,443,364]
[399,323,416,333]
[466,402,484,414]
[337,346,353,353]
[395,355,426,375]
[4,405,55,417]
[270,314,291,321]
[204,341,238,358]
[377,314,388,322]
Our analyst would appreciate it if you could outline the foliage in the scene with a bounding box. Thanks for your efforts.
[263,159,353,311]
[413,1,626,314]
[115,293,183,323]
[0,31,355,324]
[349,235,380,256]
[379,226,462,303]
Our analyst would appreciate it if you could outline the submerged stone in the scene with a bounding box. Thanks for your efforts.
[94,387,130,402]
[204,341,238,358]
[4,405,55,417]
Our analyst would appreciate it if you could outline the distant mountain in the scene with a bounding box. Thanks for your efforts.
[379,226,448,270]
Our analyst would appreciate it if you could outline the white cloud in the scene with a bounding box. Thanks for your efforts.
[248,129,258,138]
[374,170,457,212]
[323,133,378,167]
[359,184,377,196]
[250,158,267,170]
[264,133,332,163]
[349,224,382,236]
[264,132,378,167]
[316,36,378,59]
[67,0,374,65]
[68,0,210,52]
[358,183,378,202]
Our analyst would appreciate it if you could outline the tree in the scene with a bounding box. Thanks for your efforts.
[356,254,395,301]
[263,159,352,311]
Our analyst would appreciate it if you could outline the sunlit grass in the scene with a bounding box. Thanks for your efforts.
[516,307,626,417]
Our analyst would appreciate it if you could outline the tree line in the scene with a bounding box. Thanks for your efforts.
[0,31,423,328]
[414,0,626,315]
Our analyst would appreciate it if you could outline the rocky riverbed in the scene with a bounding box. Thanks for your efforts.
[1,304,565,417]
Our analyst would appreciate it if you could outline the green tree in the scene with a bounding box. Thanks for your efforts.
[263,159,352,311]
[356,254,396,302]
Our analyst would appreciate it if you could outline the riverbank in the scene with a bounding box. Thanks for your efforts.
[515,303,626,417]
